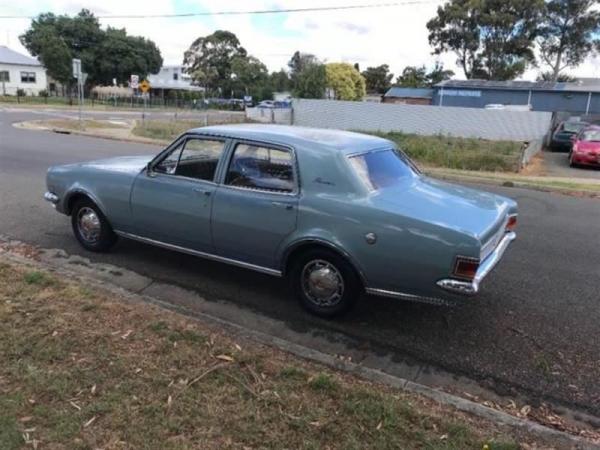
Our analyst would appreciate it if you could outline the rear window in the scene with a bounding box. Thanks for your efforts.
[562,122,587,133]
[348,149,418,191]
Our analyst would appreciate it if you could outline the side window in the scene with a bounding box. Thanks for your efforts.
[174,138,225,181]
[154,141,184,174]
[225,143,295,193]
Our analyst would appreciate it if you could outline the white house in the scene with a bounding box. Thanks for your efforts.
[147,65,204,97]
[0,46,47,96]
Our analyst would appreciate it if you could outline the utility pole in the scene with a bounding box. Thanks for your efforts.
[72,58,83,129]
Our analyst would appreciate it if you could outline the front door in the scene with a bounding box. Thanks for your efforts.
[212,141,299,269]
[130,135,228,252]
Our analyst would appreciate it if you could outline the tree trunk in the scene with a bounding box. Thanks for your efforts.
[552,49,563,82]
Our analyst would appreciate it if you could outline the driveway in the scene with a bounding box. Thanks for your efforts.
[1,107,600,419]
[543,149,600,180]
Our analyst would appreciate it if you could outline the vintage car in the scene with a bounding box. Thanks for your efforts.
[45,124,517,317]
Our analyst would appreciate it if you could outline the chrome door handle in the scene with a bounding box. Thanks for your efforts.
[193,187,211,196]
[271,201,293,210]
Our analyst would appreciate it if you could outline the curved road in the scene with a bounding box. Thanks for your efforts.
[1,108,599,418]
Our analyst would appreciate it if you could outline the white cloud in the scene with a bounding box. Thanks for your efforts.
[2,0,600,81]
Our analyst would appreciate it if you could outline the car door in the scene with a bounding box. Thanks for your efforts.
[211,141,299,269]
[130,135,228,253]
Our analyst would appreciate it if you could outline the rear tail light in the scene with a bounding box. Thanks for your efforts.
[453,257,480,280]
[506,215,517,231]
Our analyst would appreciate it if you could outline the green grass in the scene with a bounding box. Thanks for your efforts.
[369,131,523,172]
[0,260,526,448]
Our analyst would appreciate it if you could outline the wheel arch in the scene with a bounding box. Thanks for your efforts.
[281,239,368,287]
[64,189,108,218]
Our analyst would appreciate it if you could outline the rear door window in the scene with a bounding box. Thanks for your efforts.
[225,143,296,193]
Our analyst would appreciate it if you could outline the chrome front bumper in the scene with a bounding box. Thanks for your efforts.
[44,191,59,204]
[437,231,516,296]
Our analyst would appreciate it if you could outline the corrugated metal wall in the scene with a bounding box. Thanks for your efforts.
[292,99,552,141]
[432,88,600,114]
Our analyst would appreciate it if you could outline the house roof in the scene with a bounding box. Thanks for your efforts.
[435,78,600,93]
[384,87,434,98]
[0,46,41,67]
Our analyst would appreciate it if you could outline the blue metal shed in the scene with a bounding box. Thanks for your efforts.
[432,79,600,114]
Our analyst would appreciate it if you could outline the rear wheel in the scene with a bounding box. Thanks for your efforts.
[289,248,360,318]
[71,198,117,252]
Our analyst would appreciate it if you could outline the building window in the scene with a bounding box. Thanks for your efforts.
[0,71,9,82]
[173,73,179,81]
[20,72,36,83]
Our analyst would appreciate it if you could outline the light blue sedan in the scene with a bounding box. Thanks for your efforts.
[45,124,517,317]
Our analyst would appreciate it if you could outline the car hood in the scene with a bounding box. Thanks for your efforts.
[75,155,154,174]
[371,177,513,241]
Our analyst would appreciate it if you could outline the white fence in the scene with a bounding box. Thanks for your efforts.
[246,107,292,124]
[291,99,552,142]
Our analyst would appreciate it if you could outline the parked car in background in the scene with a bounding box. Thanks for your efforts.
[569,126,600,168]
[550,120,589,151]
[44,125,517,318]
[257,100,275,108]
[257,100,291,109]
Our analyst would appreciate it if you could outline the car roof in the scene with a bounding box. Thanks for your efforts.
[190,124,392,154]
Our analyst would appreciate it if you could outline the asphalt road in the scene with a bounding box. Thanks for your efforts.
[543,149,600,180]
[1,108,599,417]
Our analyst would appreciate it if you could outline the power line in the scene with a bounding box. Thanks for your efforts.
[0,1,440,20]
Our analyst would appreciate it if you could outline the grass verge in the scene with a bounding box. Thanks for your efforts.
[369,131,523,172]
[132,116,248,141]
[0,259,528,449]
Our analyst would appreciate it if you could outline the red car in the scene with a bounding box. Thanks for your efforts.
[569,126,600,168]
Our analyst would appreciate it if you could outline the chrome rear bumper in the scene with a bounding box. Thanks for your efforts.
[437,231,516,296]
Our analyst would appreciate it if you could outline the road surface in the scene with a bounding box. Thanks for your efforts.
[1,107,599,417]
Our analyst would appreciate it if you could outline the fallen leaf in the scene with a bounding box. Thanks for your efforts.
[216,354,234,362]
[90,384,96,395]
[69,401,81,411]
[167,395,173,409]
[83,416,97,428]
[121,330,133,339]
[235,344,242,352]
[520,405,531,416]
[51,331,58,337]
[19,416,33,422]
[440,434,448,440]
[376,421,382,430]
[135,368,142,374]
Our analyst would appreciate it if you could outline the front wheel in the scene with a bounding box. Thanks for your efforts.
[71,198,117,252]
[289,249,360,318]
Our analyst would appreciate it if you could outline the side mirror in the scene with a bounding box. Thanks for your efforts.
[146,162,156,177]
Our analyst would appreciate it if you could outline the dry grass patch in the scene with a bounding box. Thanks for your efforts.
[0,260,526,449]
[132,116,247,142]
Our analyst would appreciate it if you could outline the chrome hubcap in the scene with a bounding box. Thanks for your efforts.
[77,207,101,243]
[301,259,344,307]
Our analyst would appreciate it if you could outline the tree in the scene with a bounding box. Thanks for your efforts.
[361,64,393,94]
[288,51,326,98]
[183,30,247,94]
[294,63,327,99]
[427,0,544,80]
[20,9,162,86]
[94,28,162,85]
[325,63,366,101]
[230,55,270,100]
[396,66,428,87]
[537,71,576,82]
[538,0,600,82]
[270,69,292,92]
[426,62,455,85]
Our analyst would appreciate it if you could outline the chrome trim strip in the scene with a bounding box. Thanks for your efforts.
[44,191,59,204]
[437,231,516,296]
[114,231,282,277]
[365,288,453,306]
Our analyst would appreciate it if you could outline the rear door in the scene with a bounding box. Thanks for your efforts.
[211,141,299,269]
[130,135,228,252]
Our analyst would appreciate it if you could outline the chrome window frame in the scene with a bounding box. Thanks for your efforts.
[221,139,300,197]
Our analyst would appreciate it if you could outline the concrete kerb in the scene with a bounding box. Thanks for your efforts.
[0,240,597,449]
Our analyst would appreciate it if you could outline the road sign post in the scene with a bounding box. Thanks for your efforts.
[72,59,83,129]
[138,80,151,128]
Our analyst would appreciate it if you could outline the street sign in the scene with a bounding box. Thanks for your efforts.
[139,80,151,93]
[130,74,139,89]
[72,59,81,79]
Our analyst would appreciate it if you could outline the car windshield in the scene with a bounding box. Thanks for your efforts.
[563,122,587,133]
[348,149,418,191]
[580,130,600,142]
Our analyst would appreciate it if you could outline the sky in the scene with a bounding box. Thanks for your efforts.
[2,0,600,81]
